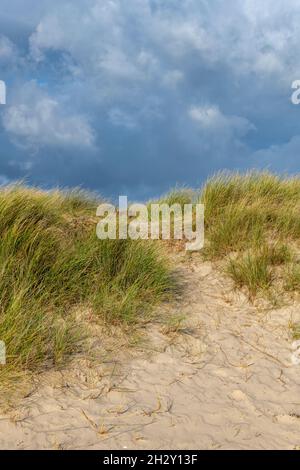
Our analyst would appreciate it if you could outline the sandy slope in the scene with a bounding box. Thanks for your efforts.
[0,255,300,450]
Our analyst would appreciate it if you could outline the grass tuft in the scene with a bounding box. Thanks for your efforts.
[199,171,300,298]
[0,185,174,388]
[226,245,290,297]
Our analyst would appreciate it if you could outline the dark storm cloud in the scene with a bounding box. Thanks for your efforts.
[0,0,300,199]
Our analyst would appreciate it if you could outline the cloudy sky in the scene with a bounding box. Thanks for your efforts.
[0,0,300,199]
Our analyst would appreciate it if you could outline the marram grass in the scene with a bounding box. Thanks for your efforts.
[2,171,300,389]
[0,184,173,388]
[199,171,300,298]
[162,171,300,299]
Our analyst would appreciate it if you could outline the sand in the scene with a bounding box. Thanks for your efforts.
[0,255,300,450]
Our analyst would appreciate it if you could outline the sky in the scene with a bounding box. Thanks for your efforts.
[0,0,300,200]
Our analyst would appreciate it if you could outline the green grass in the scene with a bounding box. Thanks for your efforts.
[153,187,196,207]
[198,171,300,298]
[161,171,300,299]
[227,244,291,298]
[0,184,174,388]
[201,171,300,257]
[3,171,300,388]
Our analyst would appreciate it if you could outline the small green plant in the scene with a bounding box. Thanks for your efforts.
[227,249,273,297]
[226,243,291,298]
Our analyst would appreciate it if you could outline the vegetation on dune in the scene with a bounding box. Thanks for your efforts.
[161,171,300,299]
[2,170,300,388]
[151,186,196,207]
[200,171,300,299]
[0,185,173,387]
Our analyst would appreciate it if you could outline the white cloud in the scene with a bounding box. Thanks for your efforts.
[25,0,300,102]
[0,35,18,65]
[2,82,95,149]
[189,105,254,137]
[189,105,222,128]
[108,108,138,130]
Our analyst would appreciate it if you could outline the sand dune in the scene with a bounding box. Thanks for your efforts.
[0,254,300,450]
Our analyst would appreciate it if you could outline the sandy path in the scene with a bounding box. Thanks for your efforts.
[0,256,300,450]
